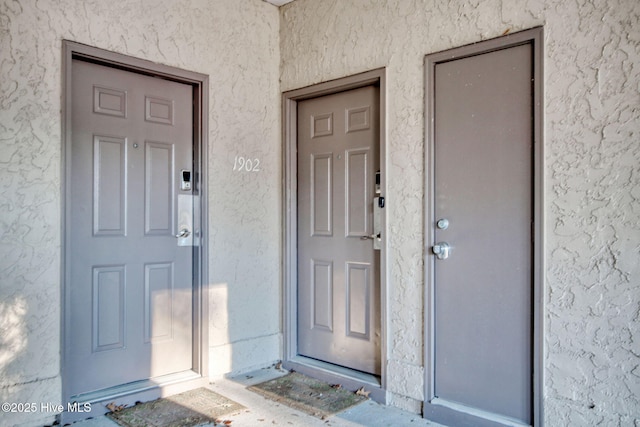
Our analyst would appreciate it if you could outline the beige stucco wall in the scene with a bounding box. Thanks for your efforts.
[2,0,639,425]
[279,0,640,425]
[0,1,281,426]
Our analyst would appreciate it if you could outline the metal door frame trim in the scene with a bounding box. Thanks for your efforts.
[282,68,388,402]
[61,40,209,417]
[423,27,544,426]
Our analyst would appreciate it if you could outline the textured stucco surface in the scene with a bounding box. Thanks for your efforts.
[279,0,640,424]
[2,0,639,425]
[0,1,280,426]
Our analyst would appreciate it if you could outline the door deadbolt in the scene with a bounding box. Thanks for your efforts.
[436,218,449,229]
[433,242,451,260]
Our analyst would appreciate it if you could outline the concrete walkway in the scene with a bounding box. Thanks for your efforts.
[70,368,445,427]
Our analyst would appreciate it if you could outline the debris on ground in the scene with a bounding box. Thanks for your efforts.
[355,387,371,398]
[105,401,127,412]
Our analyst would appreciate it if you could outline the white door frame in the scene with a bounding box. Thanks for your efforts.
[61,40,209,421]
[423,27,544,426]
[282,68,388,402]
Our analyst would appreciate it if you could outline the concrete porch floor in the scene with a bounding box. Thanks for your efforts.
[69,367,445,427]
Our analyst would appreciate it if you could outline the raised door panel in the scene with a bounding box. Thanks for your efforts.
[144,262,174,343]
[345,148,369,237]
[311,153,333,236]
[92,265,126,352]
[311,259,333,332]
[93,135,127,236]
[145,141,175,235]
[346,262,370,339]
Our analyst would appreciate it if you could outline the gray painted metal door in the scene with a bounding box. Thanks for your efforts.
[297,86,381,375]
[67,59,194,398]
[426,44,533,425]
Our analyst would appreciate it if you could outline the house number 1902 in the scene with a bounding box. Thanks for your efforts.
[233,156,260,172]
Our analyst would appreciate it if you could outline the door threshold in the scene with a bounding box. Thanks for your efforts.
[70,370,202,402]
[61,371,207,424]
[284,356,386,404]
[428,398,532,427]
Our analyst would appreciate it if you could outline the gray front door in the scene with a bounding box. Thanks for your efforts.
[297,86,381,375]
[66,59,194,399]
[425,42,534,425]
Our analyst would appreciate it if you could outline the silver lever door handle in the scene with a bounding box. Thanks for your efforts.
[433,242,450,260]
[361,233,381,240]
[175,228,190,238]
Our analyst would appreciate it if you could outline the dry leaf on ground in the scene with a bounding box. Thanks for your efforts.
[355,387,371,398]
[105,402,127,412]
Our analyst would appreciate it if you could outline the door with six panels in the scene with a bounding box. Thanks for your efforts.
[67,59,195,399]
[297,85,381,375]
